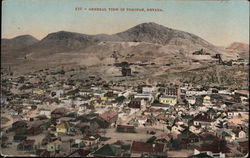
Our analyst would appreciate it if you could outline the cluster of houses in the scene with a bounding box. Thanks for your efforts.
[0,67,249,157]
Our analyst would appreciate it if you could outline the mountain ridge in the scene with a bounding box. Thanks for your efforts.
[2,22,217,50]
[2,22,239,62]
[1,35,39,52]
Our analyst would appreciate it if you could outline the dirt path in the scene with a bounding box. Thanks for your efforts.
[215,66,222,85]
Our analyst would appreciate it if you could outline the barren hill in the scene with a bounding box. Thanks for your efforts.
[226,42,249,53]
[1,35,39,53]
[225,42,249,59]
[1,22,240,77]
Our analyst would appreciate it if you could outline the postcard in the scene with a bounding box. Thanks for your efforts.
[1,0,249,157]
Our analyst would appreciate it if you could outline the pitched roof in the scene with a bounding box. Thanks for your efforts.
[157,133,173,141]
[67,149,90,157]
[56,122,70,129]
[137,116,148,121]
[151,103,170,108]
[131,141,165,153]
[147,136,157,143]
[155,114,167,120]
[112,140,125,146]
[200,132,220,141]
[52,107,69,114]
[238,141,249,153]
[93,144,122,156]
[99,110,118,122]
[198,143,231,153]
[144,107,157,113]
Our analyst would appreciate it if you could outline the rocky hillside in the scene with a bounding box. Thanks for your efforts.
[225,42,249,59]
[226,42,249,53]
[115,23,215,49]
[1,35,39,52]
[2,22,239,75]
[2,22,222,57]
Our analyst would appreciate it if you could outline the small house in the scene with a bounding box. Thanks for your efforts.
[39,109,51,118]
[82,134,100,147]
[47,139,62,152]
[56,122,70,134]
[130,141,167,157]
[192,113,213,127]
[92,144,123,157]
[99,110,118,126]
[17,139,35,151]
[67,149,90,157]
[159,95,177,105]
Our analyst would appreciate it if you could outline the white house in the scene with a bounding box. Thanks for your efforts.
[203,96,211,106]
[136,116,148,126]
[142,86,154,94]
[194,149,226,158]
[39,109,51,118]
[51,90,64,98]
[186,97,196,105]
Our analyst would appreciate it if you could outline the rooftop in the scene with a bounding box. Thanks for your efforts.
[131,141,165,153]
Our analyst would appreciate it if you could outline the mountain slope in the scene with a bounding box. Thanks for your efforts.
[114,22,216,50]
[27,31,100,56]
[29,22,220,55]
[2,22,220,56]
[225,42,249,59]
[1,35,39,52]
[226,42,249,53]
[2,22,236,68]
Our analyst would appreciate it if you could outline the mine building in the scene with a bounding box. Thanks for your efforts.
[122,67,132,76]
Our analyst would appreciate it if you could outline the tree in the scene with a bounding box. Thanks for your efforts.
[183,99,188,105]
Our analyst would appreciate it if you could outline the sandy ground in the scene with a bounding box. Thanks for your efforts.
[104,126,166,144]
[168,149,193,157]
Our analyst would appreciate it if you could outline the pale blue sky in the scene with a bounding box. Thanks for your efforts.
[2,0,249,46]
